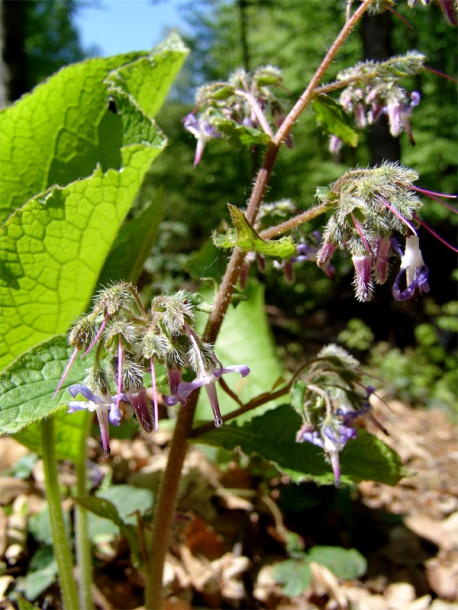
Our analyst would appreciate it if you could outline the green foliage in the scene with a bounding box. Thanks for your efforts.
[196,404,405,486]
[0,335,91,437]
[273,545,367,597]
[75,484,155,565]
[0,34,189,372]
[15,546,58,601]
[338,318,375,351]
[338,304,457,410]
[311,95,360,147]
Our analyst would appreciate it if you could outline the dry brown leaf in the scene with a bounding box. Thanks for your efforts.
[308,561,348,609]
[406,595,433,610]
[384,582,415,609]
[425,553,458,599]
[0,477,29,505]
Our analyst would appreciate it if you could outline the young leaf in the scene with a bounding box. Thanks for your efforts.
[311,94,359,147]
[195,404,405,486]
[74,496,143,562]
[212,117,271,146]
[272,559,312,597]
[308,546,367,580]
[214,204,296,259]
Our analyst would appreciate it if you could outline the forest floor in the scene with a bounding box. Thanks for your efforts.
[0,399,457,610]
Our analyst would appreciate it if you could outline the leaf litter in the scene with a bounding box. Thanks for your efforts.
[0,399,456,610]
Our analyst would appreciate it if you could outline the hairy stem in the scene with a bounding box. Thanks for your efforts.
[75,411,95,610]
[259,201,331,240]
[145,2,373,607]
[144,391,199,609]
[42,417,80,610]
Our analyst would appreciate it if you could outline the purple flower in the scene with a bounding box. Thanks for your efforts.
[317,240,338,268]
[297,420,357,487]
[292,239,335,279]
[163,363,250,427]
[385,91,420,145]
[184,113,220,166]
[392,235,430,301]
[126,386,154,433]
[297,401,370,486]
[68,384,127,457]
[352,254,374,302]
[373,236,392,285]
[329,135,343,155]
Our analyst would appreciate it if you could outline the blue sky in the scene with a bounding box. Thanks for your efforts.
[75,0,187,57]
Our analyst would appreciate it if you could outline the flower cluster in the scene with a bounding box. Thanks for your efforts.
[314,162,429,301]
[184,65,290,165]
[330,51,425,150]
[54,284,250,456]
[293,344,380,486]
[314,163,458,301]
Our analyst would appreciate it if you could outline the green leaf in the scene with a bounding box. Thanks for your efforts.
[272,559,311,597]
[13,410,89,463]
[0,34,188,223]
[311,94,359,147]
[0,52,142,222]
[185,239,229,284]
[15,596,37,610]
[74,496,142,561]
[105,32,189,119]
[195,404,404,485]
[0,35,189,371]
[194,281,284,423]
[212,117,271,146]
[97,186,164,286]
[75,484,154,563]
[214,204,296,259]
[0,335,91,437]
[29,505,71,545]
[15,546,58,601]
[308,546,367,580]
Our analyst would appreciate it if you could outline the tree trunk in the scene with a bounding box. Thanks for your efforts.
[1,0,27,103]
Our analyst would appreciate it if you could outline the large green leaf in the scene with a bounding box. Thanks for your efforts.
[195,404,405,486]
[0,335,91,437]
[0,35,189,371]
[97,187,164,286]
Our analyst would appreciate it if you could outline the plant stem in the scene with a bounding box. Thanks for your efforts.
[75,411,95,610]
[274,0,373,147]
[145,2,373,607]
[259,201,331,240]
[42,417,80,610]
[144,391,199,609]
